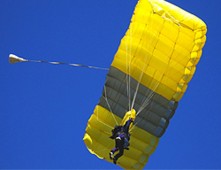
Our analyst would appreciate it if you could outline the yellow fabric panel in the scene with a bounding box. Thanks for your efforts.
[83,105,159,169]
[152,0,207,30]
[111,0,207,101]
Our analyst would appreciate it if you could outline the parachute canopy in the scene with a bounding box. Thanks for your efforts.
[84,0,207,169]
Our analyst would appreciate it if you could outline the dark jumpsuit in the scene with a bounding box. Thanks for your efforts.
[110,118,133,162]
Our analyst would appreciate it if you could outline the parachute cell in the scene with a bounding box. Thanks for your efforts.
[84,0,207,169]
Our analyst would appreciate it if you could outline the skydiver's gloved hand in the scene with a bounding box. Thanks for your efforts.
[127,118,134,125]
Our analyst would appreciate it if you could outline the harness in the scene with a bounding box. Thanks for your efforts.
[111,126,130,148]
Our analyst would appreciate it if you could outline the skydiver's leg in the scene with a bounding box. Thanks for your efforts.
[111,147,118,154]
[114,146,124,163]
[110,147,118,160]
[113,138,124,164]
[111,137,120,153]
[110,139,120,160]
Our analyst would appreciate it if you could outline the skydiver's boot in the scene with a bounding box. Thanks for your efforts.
[109,152,114,160]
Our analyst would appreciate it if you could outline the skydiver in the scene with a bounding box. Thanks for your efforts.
[109,117,134,164]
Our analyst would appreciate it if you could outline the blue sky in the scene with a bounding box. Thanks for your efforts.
[1,0,221,169]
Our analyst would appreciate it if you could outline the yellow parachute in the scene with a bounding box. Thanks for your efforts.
[84,0,207,169]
